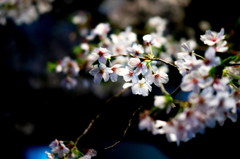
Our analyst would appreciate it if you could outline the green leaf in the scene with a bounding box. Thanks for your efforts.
[165,95,173,103]
[91,59,99,66]
[47,61,57,72]
[149,107,160,116]
[73,46,82,55]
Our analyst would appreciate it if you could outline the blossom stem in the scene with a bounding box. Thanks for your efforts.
[149,45,154,57]
[228,73,240,80]
[193,53,205,60]
[230,81,240,91]
[108,58,113,67]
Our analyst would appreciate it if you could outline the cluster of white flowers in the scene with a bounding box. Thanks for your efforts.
[87,21,170,97]
[46,139,97,159]
[0,0,54,25]
[138,28,240,145]
[49,14,239,150]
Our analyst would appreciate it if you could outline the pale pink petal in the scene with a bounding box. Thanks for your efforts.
[123,83,132,89]
[128,58,140,67]
[89,67,99,76]
[132,84,140,94]
[102,73,109,82]
[205,47,216,60]
[94,73,103,84]
[98,56,106,64]
[110,72,118,82]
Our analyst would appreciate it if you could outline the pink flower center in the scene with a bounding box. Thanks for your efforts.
[116,47,121,53]
[155,74,160,78]
[128,71,133,76]
[213,78,219,84]
[204,59,210,65]
[68,62,73,67]
[137,62,143,68]
[177,125,184,131]
[98,51,104,57]
[237,102,240,108]
[99,69,104,74]
[219,100,224,107]
[191,78,198,84]
[146,42,151,46]
[198,97,205,104]
[212,38,217,42]
[139,83,144,87]
[111,67,116,72]
[135,51,140,56]
[186,110,192,117]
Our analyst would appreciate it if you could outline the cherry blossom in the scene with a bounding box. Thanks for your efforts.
[210,91,237,126]
[215,40,228,52]
[126,43,144,56]
[128,58,148,75]
[151,70,169,87]
[49,139,63,149]
[51,143,69,158]
[45,151,54,159]
[110,64,124,82]
[121,66,136,82]
[118,26,137,44]
[56,56,80,76]
[177,41,194,59]
[200,28,225,46]
[132,78,152,96]
[89,63,113,84]
[91,47,112,64]
[61,77,77,90]
[181,70,206,93]
[143,34,156,46]
[147,16,167,33]
[93,23,110,38]
[79,149,97,159]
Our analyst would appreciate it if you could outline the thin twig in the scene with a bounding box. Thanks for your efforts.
[70,87,131,152]
[170,85,181,98]
[104,105,144,150]
[159,83,170,95]
[111,54,179,70]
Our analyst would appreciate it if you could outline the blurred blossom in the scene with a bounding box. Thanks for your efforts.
[98,0,191,30]
[0,0,54,25]
[72,11,88,25]
[61,76,77,90]
[198,20,211,32]
[15,122,34,135]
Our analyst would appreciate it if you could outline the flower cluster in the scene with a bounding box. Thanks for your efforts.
[45,139,97,159]
[0,0,54,25]
[139,28,240,145]
[47,12,239,151]
[87,22,170,97]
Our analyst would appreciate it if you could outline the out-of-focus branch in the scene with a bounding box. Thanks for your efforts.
[104,105,144,150]
[69,87,131,153]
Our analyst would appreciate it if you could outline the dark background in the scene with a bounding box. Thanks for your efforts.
[1,0,240,159]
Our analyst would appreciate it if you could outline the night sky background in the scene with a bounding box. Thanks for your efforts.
[1,1,240,159]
